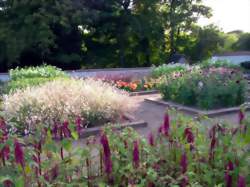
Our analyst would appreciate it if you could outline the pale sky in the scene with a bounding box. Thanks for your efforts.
[198,0,250,32]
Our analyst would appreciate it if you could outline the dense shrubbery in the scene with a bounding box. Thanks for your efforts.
[240,61,250,69]
[6,66,68,92]
[159,67,246,109]
[9,65,66,80]
[151,64,189,78]
[3,78,131,134]
[200,60,240,69]
[0,111,249,186]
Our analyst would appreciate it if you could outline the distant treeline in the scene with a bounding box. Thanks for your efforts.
[0,0,249,72]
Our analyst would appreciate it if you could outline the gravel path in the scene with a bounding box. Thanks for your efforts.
[130,94,244,136]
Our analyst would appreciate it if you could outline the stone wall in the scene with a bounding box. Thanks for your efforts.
[0,67,152,82]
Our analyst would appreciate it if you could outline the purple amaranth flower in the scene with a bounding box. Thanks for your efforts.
[158,125,163,134]
[180,175,189,187]
[237,175,246,187]
[239,109,245,125]
[225,160,234,187]
[75,117,82,135]
[33,141,42,176]
[180,152,188,174]
[148,133,154,146]
[0,119,10,165]
[124,140,128,149]
[52,123,59,139]
[14,139,25,168]
[209,137,217,160]
[3,180,13,187]
[51,164,59,181]
[163,112,170,136]
[0,118,8,137]
[184,128,194,144]
[209,125,217,139]
[100,133,112,174]
[147,182,155,187]
[0,145,10,163]
[133,140,140,169]
[61,121,71,138]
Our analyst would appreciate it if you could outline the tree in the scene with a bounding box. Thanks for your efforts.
[160,0,211,59]
[190,25,224,61]
[82,0,164,68]
[0,0,85,71]
[233,33,250,51]
[174,25,224,62]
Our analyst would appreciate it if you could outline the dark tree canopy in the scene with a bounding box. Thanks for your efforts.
[0,0,249,71]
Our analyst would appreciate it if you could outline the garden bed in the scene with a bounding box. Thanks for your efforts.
[79,119,147,138]
[145,95,250,117]
[129,90,159,96]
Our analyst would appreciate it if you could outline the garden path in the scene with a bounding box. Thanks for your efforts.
[130,94,244,137]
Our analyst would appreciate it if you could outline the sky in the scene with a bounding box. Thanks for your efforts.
[198,0,250,32]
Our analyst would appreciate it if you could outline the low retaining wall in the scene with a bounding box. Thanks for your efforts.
[0,67,152,82]
[145,96,250,118]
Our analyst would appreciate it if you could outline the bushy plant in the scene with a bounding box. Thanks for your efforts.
[151,64,189,78]
[201,59,240,69]
[2,78,132,133]
[9,65,67,80]
[6,65,68,92]
[159,68,247,109]
[0,110,249,186]
[240,61,250,69]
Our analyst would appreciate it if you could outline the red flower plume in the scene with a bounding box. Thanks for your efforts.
[14,139,25,168]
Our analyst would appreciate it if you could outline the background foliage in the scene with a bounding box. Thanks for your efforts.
[0,0,249,72]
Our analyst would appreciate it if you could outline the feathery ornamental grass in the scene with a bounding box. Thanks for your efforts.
[2,78,132,134]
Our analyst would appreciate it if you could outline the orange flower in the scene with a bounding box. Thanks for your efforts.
[129,83,137,91]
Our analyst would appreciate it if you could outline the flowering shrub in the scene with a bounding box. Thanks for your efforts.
[2,78,131,133]
[6,65,68,92]
[0,110,249,186]
[159,67,247,109]
[201,59,240,69]
[151,64,190,78]
[115,80,155,92]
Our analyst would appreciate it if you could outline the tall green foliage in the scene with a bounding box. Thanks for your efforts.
[0,0,85,71]
[1,0,248,71]
[160,0,211,57]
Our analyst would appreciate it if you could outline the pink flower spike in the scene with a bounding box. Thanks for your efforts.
[239,109,245,125]
[180,152,188,174]
[180,175,189,187]
[225,160,234,187]
[163,112,170,136]
[133,140,140,169]
[237,175,246,187]
[62,121,71,138]
[184,128,194,144]
[148,133,154,146]
[14,139,25,168]
[3,180,13,187]
[75,117,82,134]
[158,125,163,134]
[100,133,112,174]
